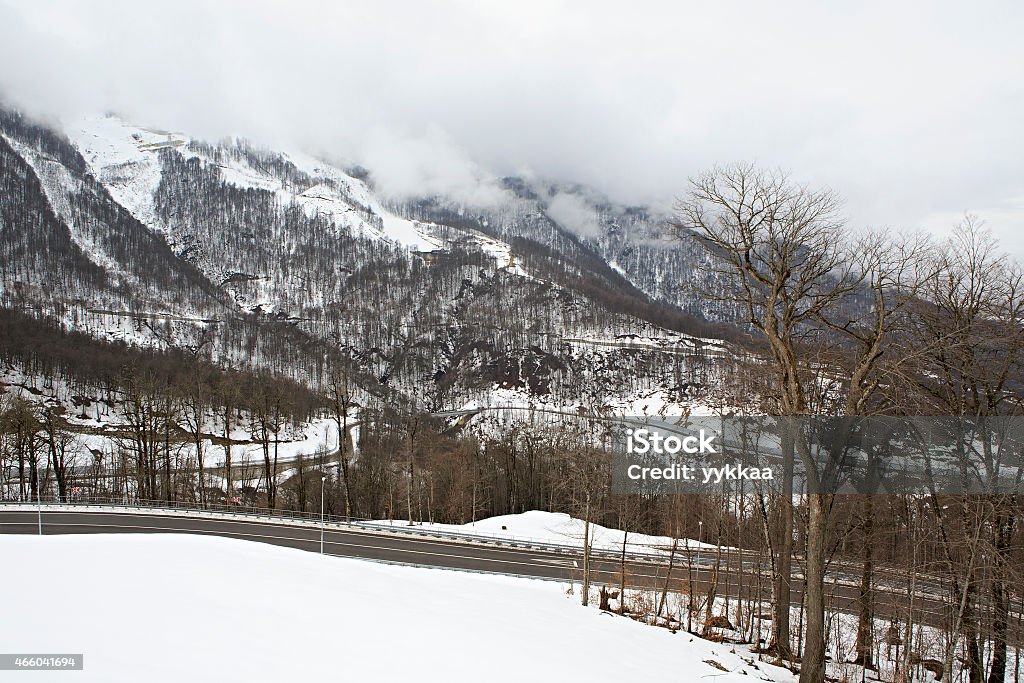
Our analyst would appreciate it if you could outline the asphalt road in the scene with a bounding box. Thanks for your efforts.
[0,508,668,583]
[1,505,972,646]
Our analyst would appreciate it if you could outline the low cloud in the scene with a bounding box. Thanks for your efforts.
[1,0,1022,252]
[546,192,602,238]
[357,125,509,207]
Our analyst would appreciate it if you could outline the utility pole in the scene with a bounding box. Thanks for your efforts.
[320,475,327,555]
[37,467,42,536]
[694,519,703,590]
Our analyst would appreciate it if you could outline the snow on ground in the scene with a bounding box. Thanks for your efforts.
[67,114,497,258]
[63,114,183,233]
[281,149,451,252]
[561,331,729,356]
[2,131,138,285]
[454,385,730,434]
[448,226,531,276]
[2,534,793,683]
[365,510,722,554]
[208,417,339,469]
[379,212,444,250]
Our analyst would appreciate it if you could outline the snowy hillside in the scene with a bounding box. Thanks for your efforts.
[66,114,446,253]
[2,534,796,683]
[2,106,739,421]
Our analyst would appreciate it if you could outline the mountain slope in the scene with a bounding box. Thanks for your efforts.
[1,109,730,415]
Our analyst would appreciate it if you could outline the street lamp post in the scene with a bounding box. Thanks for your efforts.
[320,475,327,555]
[694,520,703,589]
[36,463,42,536]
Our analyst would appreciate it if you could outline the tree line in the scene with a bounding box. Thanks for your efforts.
[669,163,1023,683]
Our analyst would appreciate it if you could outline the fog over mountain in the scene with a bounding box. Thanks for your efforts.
[1,0,1023,252]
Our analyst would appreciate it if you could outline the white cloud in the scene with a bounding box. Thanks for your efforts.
[358,125,509,206]
[1,0,1022,253]
[546,192,602,238]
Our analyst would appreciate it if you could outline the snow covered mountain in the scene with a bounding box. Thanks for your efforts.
[0,107,736,416]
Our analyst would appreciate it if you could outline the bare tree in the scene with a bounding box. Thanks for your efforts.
[217,371,243,505]
[405,415,420,524]
[327,364,357,518]
[903,220,1024,683]
[816,231,934,669]
[674,163,859,675]
[566,446,608,607]
[117,369,169,501]
[2,396,40,501]
[39,404,77,502]
[178,367,210,507]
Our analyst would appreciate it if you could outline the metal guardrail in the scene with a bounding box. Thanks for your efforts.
[0,496,962,603]
[351,519,700,563]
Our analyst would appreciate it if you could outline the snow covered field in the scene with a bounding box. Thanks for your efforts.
[3,534,794,683]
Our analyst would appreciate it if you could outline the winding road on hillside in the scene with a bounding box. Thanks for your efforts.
[1,504,991,648]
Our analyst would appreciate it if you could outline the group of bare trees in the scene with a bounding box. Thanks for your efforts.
[0,350,320,507]
[672,163,1023,683]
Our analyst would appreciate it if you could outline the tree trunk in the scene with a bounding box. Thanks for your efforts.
[770,425,795,661]
[619,530,628,614]
[262,431,273,512]
[581,498,591,607]
[990,577,1009,683]
[800,492,828,683]
[989,510,1012,683]
[223,404,233,504]
[269,410,280,511]
[337,414,352,519]
[703,540,722,635]
[853,496,875,668]
[659,537,680,618]
[196,436,206,508]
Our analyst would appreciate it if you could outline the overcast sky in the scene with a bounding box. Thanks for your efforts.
[2,0,1022,254]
